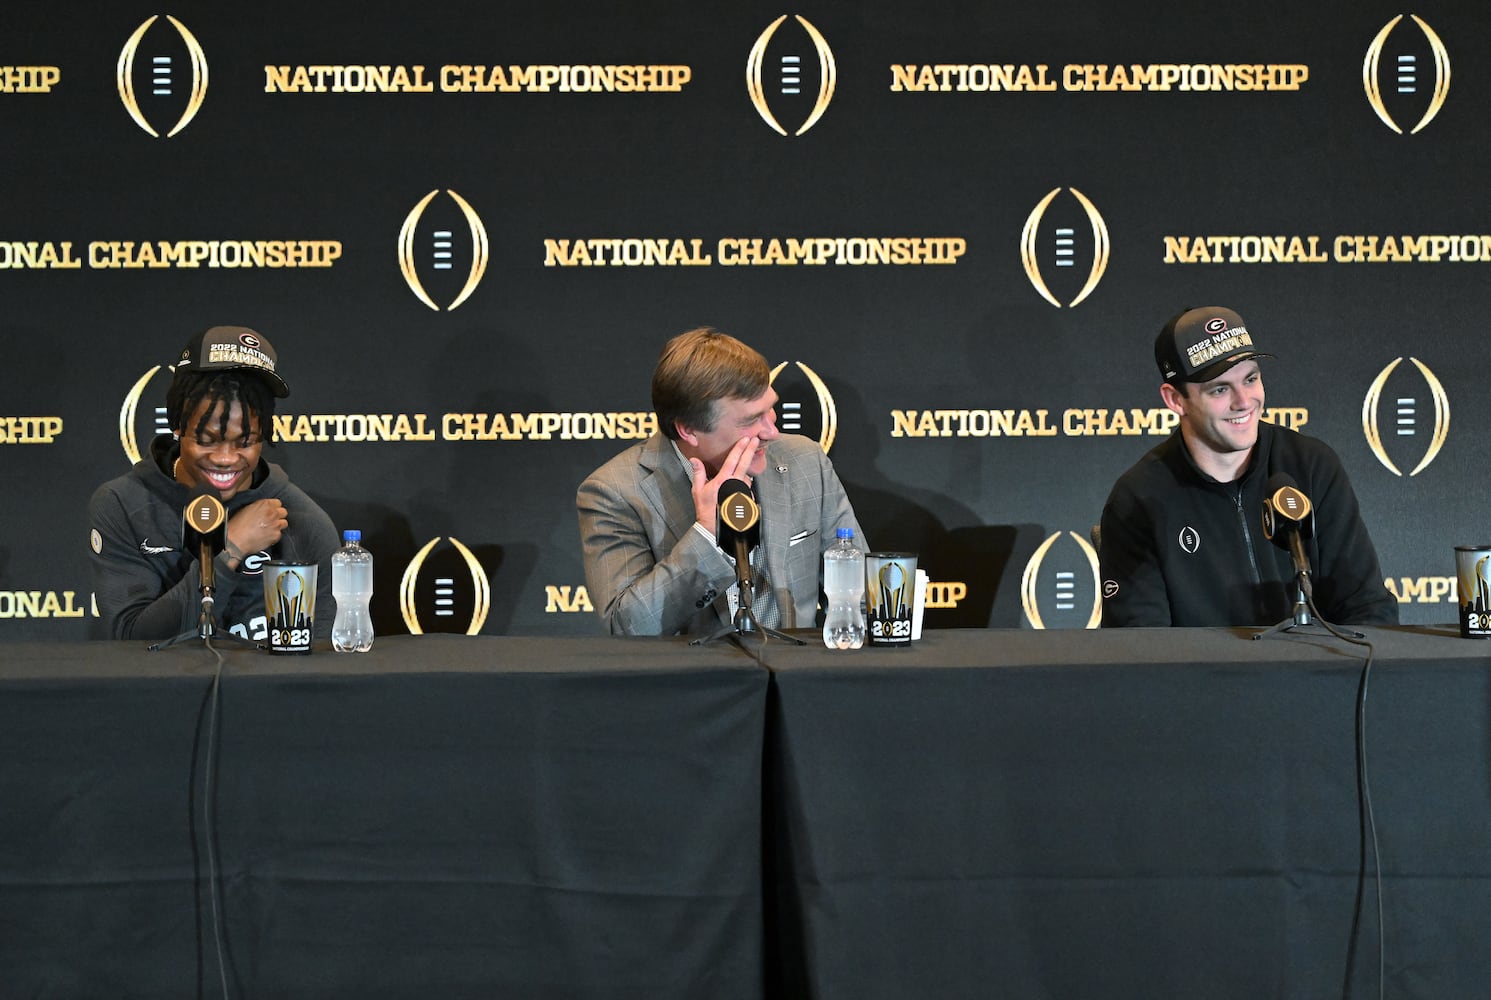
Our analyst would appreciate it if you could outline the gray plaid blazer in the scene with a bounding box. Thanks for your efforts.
[577,432,865,635]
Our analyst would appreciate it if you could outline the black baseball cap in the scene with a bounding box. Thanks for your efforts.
[1155,306,1275,385]
[175,326,289,397]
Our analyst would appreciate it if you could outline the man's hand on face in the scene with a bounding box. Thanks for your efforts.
[691,435,759,535]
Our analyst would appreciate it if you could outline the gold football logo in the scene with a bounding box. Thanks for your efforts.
[399,536,491,635]
[1362,357,1449,476]
[119,365,172,465]
[1020,530,1101,629]
[1363,14,1450,135]
[747,14,836,136]
[398,190,491,311]
[768,360,838,452]
[1020,188,1110,308]
[117,15,208,138]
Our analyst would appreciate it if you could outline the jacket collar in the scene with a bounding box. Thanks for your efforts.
[1167,421,1274,489]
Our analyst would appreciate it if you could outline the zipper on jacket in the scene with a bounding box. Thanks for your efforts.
[1231,483,1263,585]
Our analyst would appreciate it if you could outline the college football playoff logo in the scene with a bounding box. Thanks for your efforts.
[768,360,838,452]
[117,15,209,138]
[119,365,174,465]
[400,536,492,634]
[1362,357,1450,476]
[747,14,836,136]
[1178,526,1201,555]
[1363,14,1450,135]
[1020,188,1110,308]
[1020,530,1101,629]
[398,190,491,311]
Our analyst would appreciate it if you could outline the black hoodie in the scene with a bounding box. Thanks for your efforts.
[1099,422,1398,628]
[88,434,339,641]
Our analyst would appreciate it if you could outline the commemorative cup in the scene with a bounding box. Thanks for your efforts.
[1455,545,1491,639]
[865,552,918,646]
[263,560,317,654]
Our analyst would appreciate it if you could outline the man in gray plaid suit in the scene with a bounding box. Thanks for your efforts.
[577,327,866,636]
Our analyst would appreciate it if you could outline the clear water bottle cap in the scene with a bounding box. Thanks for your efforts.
[343,529,361,543]
[836,527,854,540]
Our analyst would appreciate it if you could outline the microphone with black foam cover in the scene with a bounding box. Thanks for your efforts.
[717,478,760,550]
[183,493,227,601]
[1262,472,1314,597]
[716,478,761,621]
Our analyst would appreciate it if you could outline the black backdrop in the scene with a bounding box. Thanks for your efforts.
[4,0,1488,640]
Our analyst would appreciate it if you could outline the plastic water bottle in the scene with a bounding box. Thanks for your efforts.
[822,527,866,649]
[331,530,374,652]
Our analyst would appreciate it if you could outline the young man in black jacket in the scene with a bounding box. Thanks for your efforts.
[89,326,339,641]
[1099,306,1398,628]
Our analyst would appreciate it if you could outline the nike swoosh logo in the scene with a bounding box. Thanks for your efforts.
[139,539,174,555]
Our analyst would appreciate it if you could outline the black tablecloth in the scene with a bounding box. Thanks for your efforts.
[7,627,1490,999]
[0,635,768,1000]
[764,626,1491,1000]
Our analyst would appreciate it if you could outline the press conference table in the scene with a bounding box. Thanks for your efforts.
[763,625,1491,1000]
[0,636,767,1000]
[3,627,1488,999]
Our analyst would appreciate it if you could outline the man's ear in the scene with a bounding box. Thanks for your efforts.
[673,420,699,447]
[1159,381,1188,416]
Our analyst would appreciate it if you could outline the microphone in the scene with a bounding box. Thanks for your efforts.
[1261,472,1313,598]
[183,493,227,622]
[716,478,761,629]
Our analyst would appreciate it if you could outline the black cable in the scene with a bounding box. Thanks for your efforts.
[201,636,232,1000]
[1306,596,1383,1000]
[748,619,769,670]
[732,603,770,669]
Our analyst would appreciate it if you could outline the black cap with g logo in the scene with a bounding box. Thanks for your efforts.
[1155,306,1275,385]
[175,325,290,397]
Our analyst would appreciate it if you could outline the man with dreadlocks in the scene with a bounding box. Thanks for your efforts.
[88,326,339,641]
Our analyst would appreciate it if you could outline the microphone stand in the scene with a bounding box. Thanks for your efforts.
[1255,572,1320,639]
[692,480,804,648]
[1255,538,1363,640]
[151,541,262,651]
[693,554,805,648]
